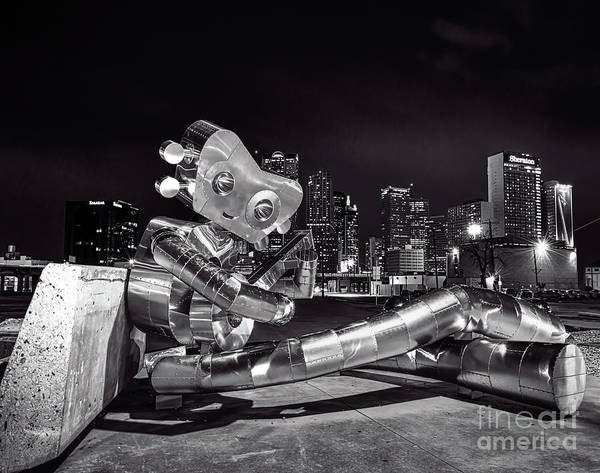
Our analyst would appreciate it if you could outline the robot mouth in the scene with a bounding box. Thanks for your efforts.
[222,212,236,220]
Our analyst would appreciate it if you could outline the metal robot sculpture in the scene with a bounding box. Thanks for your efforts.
[128,120,585,416]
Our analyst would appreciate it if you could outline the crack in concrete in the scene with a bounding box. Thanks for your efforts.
[306,380,465,473]
[78,277,127,283]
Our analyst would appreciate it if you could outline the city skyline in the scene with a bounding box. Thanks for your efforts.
[2,148,584,266]
[301,146,578,283]
[2,7,599,273]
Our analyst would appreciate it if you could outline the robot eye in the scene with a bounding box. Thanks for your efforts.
[254,199,274,221]
[212,172,235,195]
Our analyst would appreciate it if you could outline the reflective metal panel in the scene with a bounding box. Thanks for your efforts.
[370,338,585,415]
[458,286,567,343]
[128,216,196,339]
[188,292,254,351]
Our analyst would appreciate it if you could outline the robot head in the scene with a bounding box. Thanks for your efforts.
[155,120,302,245]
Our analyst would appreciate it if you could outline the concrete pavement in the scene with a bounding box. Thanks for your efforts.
[47,369,600,472]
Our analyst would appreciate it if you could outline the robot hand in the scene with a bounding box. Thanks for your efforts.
[247,229,318,300]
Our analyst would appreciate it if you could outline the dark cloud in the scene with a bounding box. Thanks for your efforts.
[431,19,511,51]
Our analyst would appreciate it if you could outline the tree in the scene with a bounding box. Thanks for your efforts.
[461,239,502,289]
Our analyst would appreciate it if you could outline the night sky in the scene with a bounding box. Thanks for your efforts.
[2,4,600,274]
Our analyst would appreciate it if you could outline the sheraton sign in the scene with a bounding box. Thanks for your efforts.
[508,155,536,165]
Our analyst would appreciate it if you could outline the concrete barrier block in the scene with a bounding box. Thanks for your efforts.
[0,264,139,472]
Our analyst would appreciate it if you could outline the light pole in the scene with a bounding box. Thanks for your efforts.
[432,233,439,289]
[451,247,460,278]
[486,220,496,285]
[466,222,487,288]
[533,239,549,289]
[321,251,325,298]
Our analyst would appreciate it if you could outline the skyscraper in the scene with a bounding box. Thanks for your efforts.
[310,224,339,274]
[260,151,300,254]
[307,170,333,224]
[488,152,542,241]
[261,151,299,180]
[380,185,434,274]
[446,199,492,247]
[307,170,338,273]
[380,185,412,251]
[341,195,360,272]
[333,190,346,261]
[408,196,429,251]
[364,236,384,271]
[426,214,448,275]
[331,191,360,272]
[64,200,139,266]
[542,180,574,248]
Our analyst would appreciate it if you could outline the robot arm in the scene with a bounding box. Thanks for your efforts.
[266,249,318,300]
[151,229,294,325]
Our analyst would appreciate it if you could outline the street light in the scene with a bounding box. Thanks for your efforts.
[467,223,482,238]
[535,239,549,255]
[533,239,549,289]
